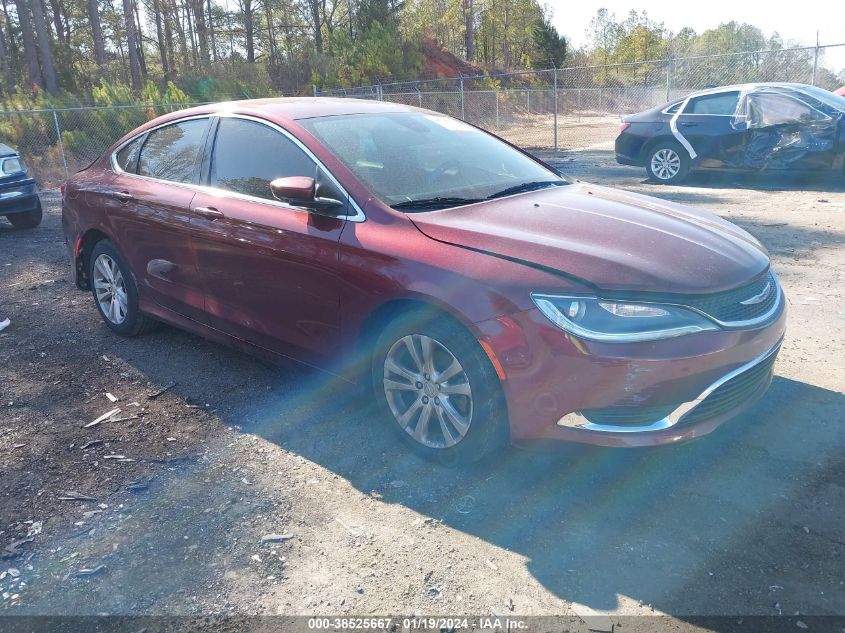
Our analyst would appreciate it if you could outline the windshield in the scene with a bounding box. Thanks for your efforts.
[298,112,567,209]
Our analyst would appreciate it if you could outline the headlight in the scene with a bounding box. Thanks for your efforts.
[0,157,24,177]
[531,293,719,342]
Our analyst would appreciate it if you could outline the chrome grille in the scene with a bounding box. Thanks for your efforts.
[682,271,780,325]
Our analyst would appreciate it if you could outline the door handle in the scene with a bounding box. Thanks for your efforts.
[680,122,698,127]
[112,191,134,203]
[194,206,225,220]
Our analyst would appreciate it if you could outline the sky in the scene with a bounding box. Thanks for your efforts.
[548,0,845,73]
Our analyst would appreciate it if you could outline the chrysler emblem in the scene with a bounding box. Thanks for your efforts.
[740,281,772,305]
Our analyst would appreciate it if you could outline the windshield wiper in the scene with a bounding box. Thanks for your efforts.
[391,196,484,211]
[486,180,567,200]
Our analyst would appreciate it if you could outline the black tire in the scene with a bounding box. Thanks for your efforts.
[645,140,691,184]
[89,239,158,337]
[371,310,509,465]
[7,200,42,229]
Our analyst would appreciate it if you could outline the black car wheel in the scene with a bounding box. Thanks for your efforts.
[372,310,509,465]
[645,141,690,184]
[7,200,42,229]
[89,239,157,337]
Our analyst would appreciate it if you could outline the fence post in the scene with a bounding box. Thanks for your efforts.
[811,32,820,86]
[416,87,422,108]
[52,108,69,180]
[459,75,465,120]
[495,91,499,129]
[312,84,317,97]
[553,69,558,151]
[526,88,530,114]
[665,60,671,101]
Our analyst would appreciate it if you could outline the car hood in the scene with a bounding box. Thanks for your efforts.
[409,182,770,295]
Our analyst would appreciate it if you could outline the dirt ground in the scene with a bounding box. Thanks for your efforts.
[1,152,844,629]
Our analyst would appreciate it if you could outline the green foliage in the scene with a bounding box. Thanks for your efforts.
[533,14,567,69]
[313,21,424,87]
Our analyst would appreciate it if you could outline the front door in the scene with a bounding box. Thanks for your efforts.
[189,116,347,364]
[743,90,839,171]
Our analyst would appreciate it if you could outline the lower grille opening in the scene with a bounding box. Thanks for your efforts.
[581,404,676,427]
[578,348,779,429]
[681,352,777,424]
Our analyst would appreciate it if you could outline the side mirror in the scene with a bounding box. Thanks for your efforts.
[270,176,345,214]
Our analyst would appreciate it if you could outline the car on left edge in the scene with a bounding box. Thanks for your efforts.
[0,143,42,228]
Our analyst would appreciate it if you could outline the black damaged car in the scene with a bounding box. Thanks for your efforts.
[0,143,42,228]
[615,83,845,183]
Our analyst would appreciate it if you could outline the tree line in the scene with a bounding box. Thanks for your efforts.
[1,1,840,105]
[0,0,567,101]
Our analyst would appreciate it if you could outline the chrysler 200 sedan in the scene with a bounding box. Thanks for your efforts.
[62,98,786,461]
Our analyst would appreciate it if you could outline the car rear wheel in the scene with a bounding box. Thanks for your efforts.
[7,200,42,229]
[645,142,690,184]
[372,311,509,465]
[89,239,157,337]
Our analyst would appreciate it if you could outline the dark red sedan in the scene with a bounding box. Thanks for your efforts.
[62,98,786,461]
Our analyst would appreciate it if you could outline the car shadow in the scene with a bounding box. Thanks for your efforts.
[676,170,845,193]
[12,319,843,618]
[232,368,844,615]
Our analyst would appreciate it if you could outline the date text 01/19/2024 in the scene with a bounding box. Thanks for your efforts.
[307,617,529,630]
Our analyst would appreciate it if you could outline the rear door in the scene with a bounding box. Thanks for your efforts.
[107,116,210,321]
[189,115,347,364]
[674,90,746,165]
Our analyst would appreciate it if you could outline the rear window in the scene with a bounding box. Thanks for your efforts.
[137,119,208,184]
[686,91,740,115]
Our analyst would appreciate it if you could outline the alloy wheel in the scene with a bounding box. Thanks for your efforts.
[650,148,682,180]
[93,253,128,325]
[383,334,473,449]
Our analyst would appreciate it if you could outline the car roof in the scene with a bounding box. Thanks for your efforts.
[173,97,420,121]
[0,142,17,157]
[686,82,821,98]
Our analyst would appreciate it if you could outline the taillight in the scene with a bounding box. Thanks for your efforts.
[619,121,631,133]
[60,181,67,197]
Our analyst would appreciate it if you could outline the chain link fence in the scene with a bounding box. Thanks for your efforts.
[2,44,843,188]
[318,43,845,152]
[0,103,202,188]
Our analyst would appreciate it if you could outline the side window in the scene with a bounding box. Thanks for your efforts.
[114,136,143,173]
[210,118,317,201]
[686,91,740,115]
[137,119,208,184]
[664,102,682,114]
[747,93,828,127]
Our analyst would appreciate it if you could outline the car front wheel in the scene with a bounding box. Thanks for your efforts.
[645,142,690,184]
[372,311,509,465]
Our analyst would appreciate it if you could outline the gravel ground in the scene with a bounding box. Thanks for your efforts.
[1,153,844,628]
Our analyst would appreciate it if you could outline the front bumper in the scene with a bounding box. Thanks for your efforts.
[475,293,787,447]
[555,338,780,439]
